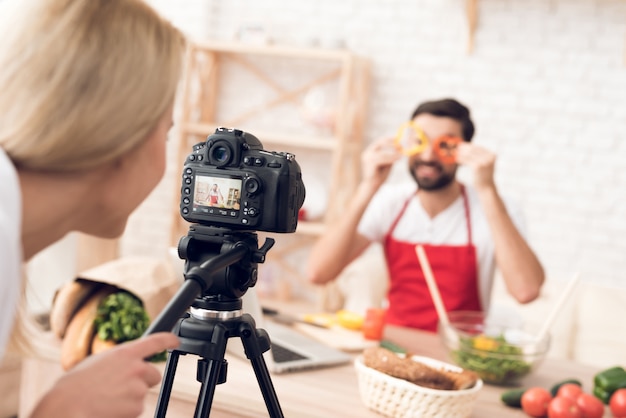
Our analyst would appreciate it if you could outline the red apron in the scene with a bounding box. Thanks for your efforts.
[383,186,482,332]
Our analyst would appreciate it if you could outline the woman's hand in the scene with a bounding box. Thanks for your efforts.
[31,332,179,418]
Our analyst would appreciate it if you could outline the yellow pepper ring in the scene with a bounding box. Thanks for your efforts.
[394,121,429,156]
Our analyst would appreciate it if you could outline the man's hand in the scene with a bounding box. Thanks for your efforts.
[455,142,497,191]
[30,332,179,418]
[361,136,402,191]
[456,142,545,303]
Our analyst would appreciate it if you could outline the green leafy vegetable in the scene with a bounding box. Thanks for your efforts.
[94,291,167,362]
[94,291,149,342]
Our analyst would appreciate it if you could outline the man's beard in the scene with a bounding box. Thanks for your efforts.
[409,161,456,191]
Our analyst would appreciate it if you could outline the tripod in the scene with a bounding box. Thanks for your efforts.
[143,225,284,418]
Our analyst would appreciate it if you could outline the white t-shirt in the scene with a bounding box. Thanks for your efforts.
[357,182,527,309]
[0,147,22,358]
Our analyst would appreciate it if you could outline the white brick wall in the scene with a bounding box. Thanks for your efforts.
[123,0,626,290]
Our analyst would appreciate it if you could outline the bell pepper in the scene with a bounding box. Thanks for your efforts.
[593,366,626,404]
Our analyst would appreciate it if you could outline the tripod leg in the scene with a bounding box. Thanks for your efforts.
[239,316,284,418]
[193,325,229,418]
[249,354,284,418]
[154,350,181,418]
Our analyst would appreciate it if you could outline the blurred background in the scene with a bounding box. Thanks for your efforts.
[27,0,626,312]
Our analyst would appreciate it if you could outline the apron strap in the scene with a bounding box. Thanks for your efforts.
[460,184,473,245]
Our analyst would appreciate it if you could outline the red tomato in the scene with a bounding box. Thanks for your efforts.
[362,308,386,340]
[522,387,553,417]
[548,396,582,418]
[557,384,583,401]
[576,393,604,418]
[610,388,626,418]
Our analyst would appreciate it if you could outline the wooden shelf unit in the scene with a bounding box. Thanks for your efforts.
[169,40,370,298]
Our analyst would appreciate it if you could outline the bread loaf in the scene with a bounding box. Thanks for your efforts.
[362,346,478,390]
[49,279,102,339]
[60,286,115,370]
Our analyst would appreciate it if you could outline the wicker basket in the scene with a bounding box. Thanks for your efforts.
[354,355,483,418]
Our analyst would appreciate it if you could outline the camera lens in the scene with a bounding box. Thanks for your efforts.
[210,145,231,165]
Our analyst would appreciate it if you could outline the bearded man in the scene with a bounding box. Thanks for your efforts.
[307,98,545,332]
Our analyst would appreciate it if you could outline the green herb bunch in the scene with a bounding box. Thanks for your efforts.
[94,291,166,362]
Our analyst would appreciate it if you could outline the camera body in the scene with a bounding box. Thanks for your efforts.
[180,127,305,233]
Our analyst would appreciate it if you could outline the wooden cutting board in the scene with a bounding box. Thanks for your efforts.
[293,322,378,352]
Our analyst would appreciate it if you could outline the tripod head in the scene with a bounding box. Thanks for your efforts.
[144,224,274,335]
[181,224,274,308]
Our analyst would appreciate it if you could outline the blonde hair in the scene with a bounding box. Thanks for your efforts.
[0,0,185,354]
[0,0,186,171]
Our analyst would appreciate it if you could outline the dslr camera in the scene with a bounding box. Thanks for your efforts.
[180,127,305,233]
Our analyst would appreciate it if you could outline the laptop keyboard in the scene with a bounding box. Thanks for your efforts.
[271,342,309,363]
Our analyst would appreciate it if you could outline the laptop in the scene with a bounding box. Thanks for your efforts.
[226,287,352,373]
[167,247,351,374]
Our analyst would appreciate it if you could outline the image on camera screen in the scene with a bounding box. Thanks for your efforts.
[192,174,242,212]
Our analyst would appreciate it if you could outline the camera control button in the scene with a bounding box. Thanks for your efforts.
[182,207,189,215]
[268,160,282,168]
[244,178,260,194]
[184,187,191,195]
[243,156,253,165]
[253,157,264,166]
[183,197,190,204]
[244,207,258,217]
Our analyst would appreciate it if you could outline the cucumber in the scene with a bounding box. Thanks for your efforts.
[379,339,407,354]
[501,388,526,408]
[550,378,583,397]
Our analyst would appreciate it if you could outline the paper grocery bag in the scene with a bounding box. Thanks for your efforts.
[75,256,182,321]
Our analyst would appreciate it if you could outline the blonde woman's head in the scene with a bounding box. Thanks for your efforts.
[0,0,185,171]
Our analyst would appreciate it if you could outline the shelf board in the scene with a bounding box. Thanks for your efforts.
[182,122,339,151]
[191,40,354,62]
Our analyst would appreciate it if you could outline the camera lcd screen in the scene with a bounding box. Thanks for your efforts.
[192,174,242,213]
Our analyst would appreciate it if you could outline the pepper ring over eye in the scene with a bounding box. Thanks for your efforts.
[394,121,463,163]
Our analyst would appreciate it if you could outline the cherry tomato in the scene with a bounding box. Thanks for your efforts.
[610,388,626,418]
[557,383,583,401]
[522,387,553,417]
[548,396,582,418]
[576,393,604,418]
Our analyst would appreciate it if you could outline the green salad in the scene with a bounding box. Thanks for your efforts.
[450,334,532,384]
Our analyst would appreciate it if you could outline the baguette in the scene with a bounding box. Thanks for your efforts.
[49,279,102,339]
[60,287,115,370]
[91,335,117,355]
[362,346,478,390]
